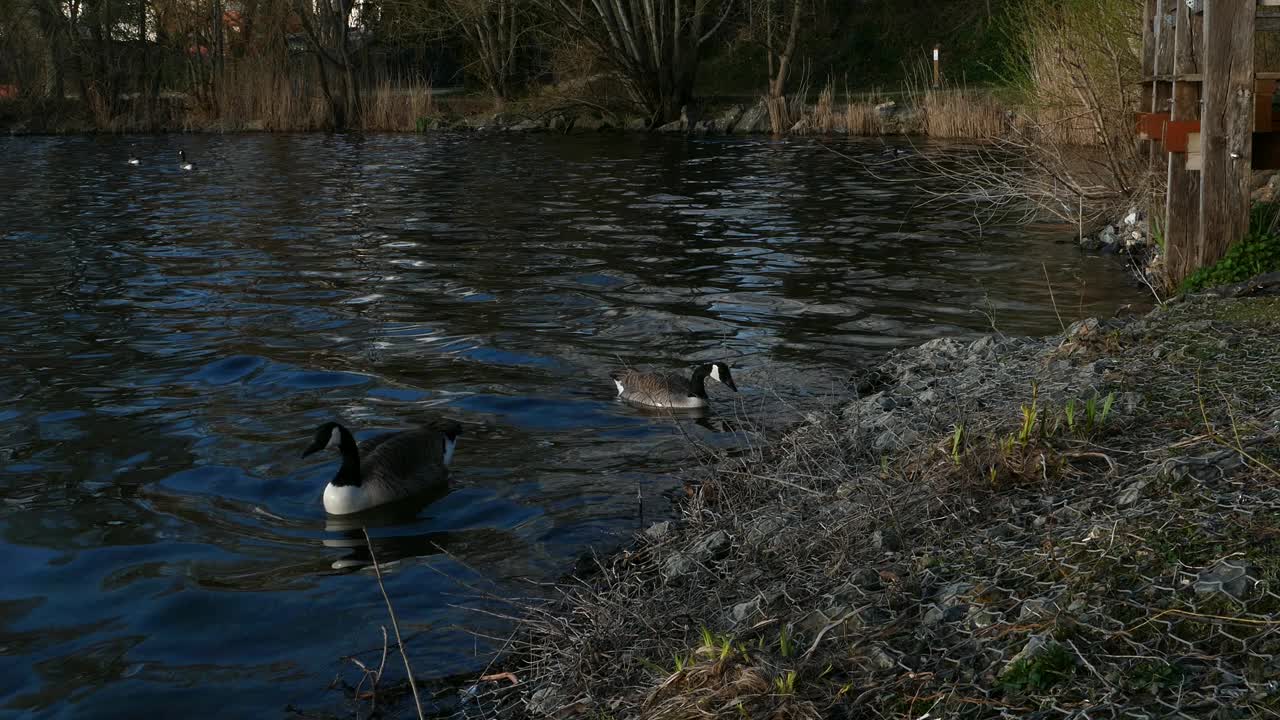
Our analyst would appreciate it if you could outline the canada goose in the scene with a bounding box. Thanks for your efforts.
[178,150,195,171]
[127,153,140,166]
[301,420,461,515]
[610,362,738,409]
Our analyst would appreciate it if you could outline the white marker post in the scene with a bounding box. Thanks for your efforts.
[932,45,941,88]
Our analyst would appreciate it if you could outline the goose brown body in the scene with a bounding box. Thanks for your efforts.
[302,421,460,515]
[610,362,737,409]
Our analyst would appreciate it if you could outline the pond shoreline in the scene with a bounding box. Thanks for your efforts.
[472,284,1280,719]
[1,92,998,139]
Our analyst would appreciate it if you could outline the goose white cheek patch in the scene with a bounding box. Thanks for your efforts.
[710,365,722,382]
[329,427,342,449]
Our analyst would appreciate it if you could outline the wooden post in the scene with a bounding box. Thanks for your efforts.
[1166,0,1201,283]
[932,44,941,88]
[1198,0,1255,269]
[1140,0,1157,157]
[1141,0,1157,114]
[1153,0,1174,113]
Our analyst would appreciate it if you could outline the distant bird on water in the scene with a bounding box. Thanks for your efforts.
[178,150,195,171]
[301,420,461,515]
[127,152,140,166]
[610,362,738,410]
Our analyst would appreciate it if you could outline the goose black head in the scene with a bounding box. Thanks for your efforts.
[709,362,738,392]
[302,421,352,458]
[438,419,462,441]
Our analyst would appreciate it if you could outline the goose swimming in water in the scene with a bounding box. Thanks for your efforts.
[610,362,738,409]
[127,153,140,166]
[301,420,461,515]
[178,150,195,171]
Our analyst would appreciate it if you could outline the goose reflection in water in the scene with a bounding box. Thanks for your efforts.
[322,486,454,571]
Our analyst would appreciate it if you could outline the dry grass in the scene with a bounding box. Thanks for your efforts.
[362,77,436,132]
[501,296,1280,719]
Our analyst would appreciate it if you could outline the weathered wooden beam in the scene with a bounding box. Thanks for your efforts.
[1141,0,1157,153]
[1166,0,1201,283]
[1198,0,1255,270]
[1154,0,1175,114]
[1253,133,1280,169]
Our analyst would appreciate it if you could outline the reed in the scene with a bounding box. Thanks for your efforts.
[902,61,1006,139]
[362,75,436,132]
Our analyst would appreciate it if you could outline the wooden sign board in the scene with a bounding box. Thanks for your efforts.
[1187,132,1202,171]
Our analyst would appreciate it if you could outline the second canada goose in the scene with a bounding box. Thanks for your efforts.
[301,420,461,515]
[178,150,195,171]
[611,362,738,409]
[127,153,140,166]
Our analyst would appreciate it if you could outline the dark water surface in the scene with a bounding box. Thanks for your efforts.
[0,133,1145,718]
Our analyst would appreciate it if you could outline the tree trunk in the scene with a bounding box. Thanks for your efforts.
[764,0,804,135]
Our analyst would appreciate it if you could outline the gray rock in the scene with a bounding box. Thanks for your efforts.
[731,598,761,625]
[877,395,897,411]
[864,645,897,671]
[1066,317,1102,340]
[1116,479,1147,506]
[999,633,1064,680]
[1019,597,1058,621]
[734,103,770,134]
[644,520,674,542]
[1194,560,1260,600]
[987,522,1017,540]
[623,116,648,131]
[1099,224,1118,245]
[1080,235,1105,252]
[528,687,564,716]
[969,608,998,630]
[871,528,901,552]
[746,516,786,545]
[922,605,946,626]
[661,552,696,580]
[714,104,745,133]
[508,119,543,132]
[848,567,882,590]
[573,115,607,132]
[1119,392,1141,414]
[938,582,974,606]
[691,529,731,559]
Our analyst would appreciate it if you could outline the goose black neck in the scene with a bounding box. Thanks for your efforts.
[331,425,362,486]
[688,366,711,399]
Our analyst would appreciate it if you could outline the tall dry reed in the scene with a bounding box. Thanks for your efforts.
[361,76,435,132]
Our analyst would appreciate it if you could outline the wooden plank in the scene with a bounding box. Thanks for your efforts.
[1154,0,1175,113]
[1199,0,1255,269]
[1165,120,1201,152]
[1188,132,1202,170]
[1137,111,1171,140]
[1167,0,1202,283]
[1147,73,1280,82]
[1257,79,1276,132]
[1253,133,1280,168]
[1141,0,1157,148]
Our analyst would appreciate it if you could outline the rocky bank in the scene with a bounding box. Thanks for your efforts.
[478,286,1280,719]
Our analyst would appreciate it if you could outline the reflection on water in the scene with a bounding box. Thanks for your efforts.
[0,132,1145,717]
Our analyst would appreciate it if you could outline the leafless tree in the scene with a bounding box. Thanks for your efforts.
[294,0,362,128]
[441,0,532,109]
[749,0,817,134]
[536,0,735,126]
